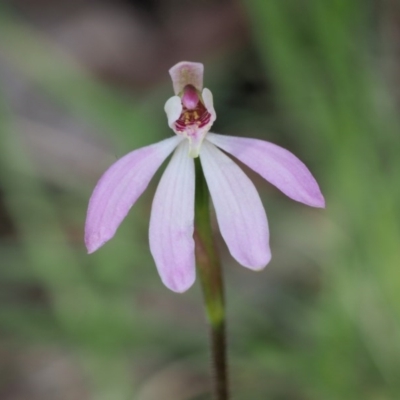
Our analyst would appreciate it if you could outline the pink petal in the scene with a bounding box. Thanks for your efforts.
[207,133,325,208]
[200,140,271,269]
[149,141,196,292]
[169,61,204,95]
[85,136,182,253]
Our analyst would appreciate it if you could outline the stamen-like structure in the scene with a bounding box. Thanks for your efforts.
[175,101,211,133]
[175,85,212,134]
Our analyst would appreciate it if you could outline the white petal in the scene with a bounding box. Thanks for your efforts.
[85,136,182,253]
[207,133,325,208]
[164,96,182,129]
[202,88,216,123]
[200,140,271,269]
[149,141,196,292]
[169,61,204,95]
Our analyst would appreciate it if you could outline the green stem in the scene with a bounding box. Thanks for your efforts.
[194,158,228,400]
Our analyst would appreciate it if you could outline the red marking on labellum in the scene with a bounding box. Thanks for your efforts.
[175,100,211,132]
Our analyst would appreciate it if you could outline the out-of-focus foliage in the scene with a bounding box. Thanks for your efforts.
[1,0,400,399]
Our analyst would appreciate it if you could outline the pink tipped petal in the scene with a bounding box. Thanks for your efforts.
[202,88,216,122]
[169,61,204,95]
[200,140,271,269]
[149,141,196,292]
[85,136,182,253]
[207,133,325,208]
[164,96,182,129]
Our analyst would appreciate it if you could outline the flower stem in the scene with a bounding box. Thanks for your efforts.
[194,158,228,400]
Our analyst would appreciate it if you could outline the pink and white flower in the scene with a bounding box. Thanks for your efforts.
[85,61,325,293]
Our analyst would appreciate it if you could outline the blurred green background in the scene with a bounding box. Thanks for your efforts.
[1,0,400,399]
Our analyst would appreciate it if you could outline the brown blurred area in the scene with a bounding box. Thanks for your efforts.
[6,0,248,89]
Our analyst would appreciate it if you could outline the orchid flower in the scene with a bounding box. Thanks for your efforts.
[85,61,325,293]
